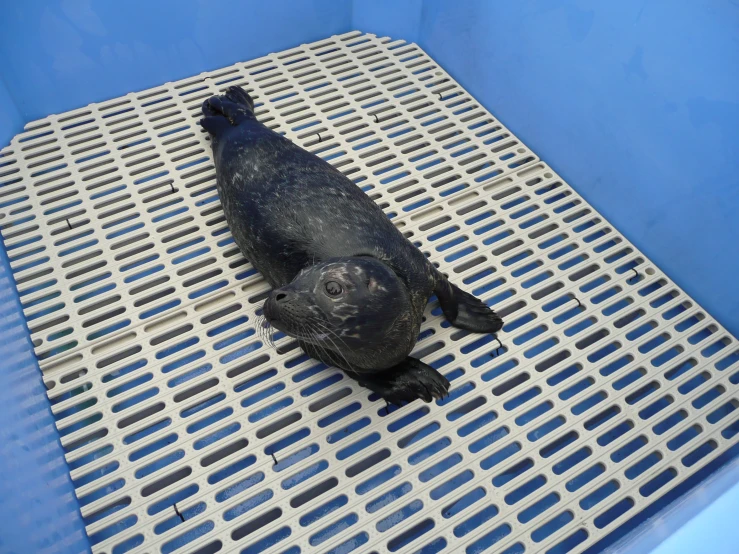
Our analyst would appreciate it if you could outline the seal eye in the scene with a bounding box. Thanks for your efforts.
[325,281,343,296]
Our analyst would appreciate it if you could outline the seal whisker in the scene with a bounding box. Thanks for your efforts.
[304,321,339,365]
[282,323,324,347]
[306,318,343,350]
[309,327,335,368]
[306,320,354,371]
[268,325,276,349]
[309,318,355,354]
[308,318,356,370]
[258,314,277,351]
[303,323,345,371]
[256,314,268,348]
[255,314,265,345]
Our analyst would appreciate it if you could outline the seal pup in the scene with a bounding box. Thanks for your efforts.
[201,86,503,405]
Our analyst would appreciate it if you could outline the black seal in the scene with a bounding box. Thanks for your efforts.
[202,86,503,405]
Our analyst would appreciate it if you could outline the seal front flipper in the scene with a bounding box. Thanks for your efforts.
[296,342,447,405]
[345,358,450,406]
[435,277,503,334]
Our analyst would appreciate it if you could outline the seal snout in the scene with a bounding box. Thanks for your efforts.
[263,287,310,336]
[263,289,287,324]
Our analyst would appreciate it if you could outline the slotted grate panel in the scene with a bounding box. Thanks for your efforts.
[0,30,737,554]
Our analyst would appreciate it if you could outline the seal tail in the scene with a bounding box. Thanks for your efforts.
[224,86,255,112]
[200,86,257,135]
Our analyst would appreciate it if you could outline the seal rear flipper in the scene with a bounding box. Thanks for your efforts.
[201,87,256,128]
[224,86,255,111]
[200,116,231,135]
[435,278,503,334]
[345,358,450,406]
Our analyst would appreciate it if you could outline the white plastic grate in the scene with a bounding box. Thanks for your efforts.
[1,30,738,554]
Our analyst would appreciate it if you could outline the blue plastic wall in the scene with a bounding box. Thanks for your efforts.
[1,1,737,552]
[0,248,91,553]
[0,0,350,132]
[0,79,23,142]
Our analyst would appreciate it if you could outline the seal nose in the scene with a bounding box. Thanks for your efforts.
[273,290,292,304]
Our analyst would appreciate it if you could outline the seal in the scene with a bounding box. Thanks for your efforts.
[201,86,503,405]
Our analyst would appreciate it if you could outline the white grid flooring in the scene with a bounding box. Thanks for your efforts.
[1,30,738,554]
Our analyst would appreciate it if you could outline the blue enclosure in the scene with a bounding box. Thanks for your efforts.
[1,1,737,553]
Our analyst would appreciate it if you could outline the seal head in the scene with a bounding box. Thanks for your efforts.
[264,257,414,371]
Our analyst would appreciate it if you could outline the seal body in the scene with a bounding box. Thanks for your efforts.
[202,86,503,404]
